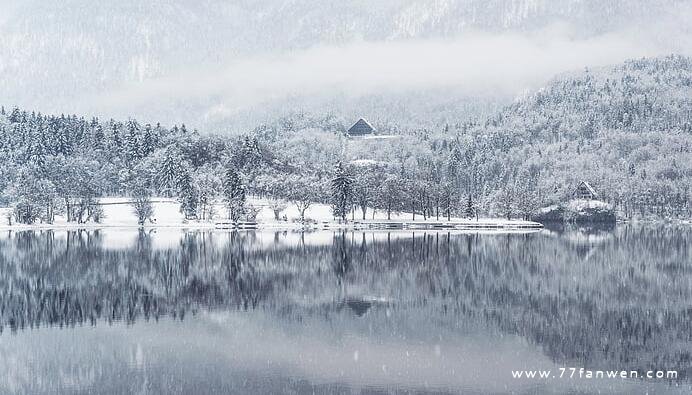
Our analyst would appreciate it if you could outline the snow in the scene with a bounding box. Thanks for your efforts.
[0,196,542,231]
[537,204,559,214]
[353,135,402,140]
[0,207,10,223]
[566,199,612,211]
[349,159,382,167]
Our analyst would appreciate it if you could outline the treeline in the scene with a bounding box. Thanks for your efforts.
[0,106,537,225]
[2,55,692,224]
[458,55,692,218]
[253,55,692,221]
[0,108,278,224]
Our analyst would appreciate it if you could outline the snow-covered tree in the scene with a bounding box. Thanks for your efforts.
[131,182,154,226]
[195,167,221,221]
[158,147,184,196]
[288,175,321,222]
[331,161,354,222]
[177,169,198,220]
[222,166,246,221]
[376,174,404,220]
[267,198,287,220]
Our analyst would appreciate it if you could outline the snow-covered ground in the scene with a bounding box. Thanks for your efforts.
[565,199,612,211]
[0,197,541,230]
[350,135,402,140]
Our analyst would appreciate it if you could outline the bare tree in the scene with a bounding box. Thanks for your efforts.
[132,196,154,225]
[268,198,287,220]
[289,175,321,222]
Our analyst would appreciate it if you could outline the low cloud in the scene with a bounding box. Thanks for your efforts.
[87,24,675,121]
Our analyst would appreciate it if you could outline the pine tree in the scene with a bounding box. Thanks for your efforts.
[26,128,47,168]
[124,120,142,165]
[465,194,474,219]
[93,124,105,151]
[331,161,354,222]
[222,166,246,221]
[177,169,198,220]
[8,108,21,123]
[158,148,183,196]
[56,123,71,155]
[109,122,123,155]
[141,124,156,156]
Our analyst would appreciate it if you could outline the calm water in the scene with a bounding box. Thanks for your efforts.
[0,226,691,394]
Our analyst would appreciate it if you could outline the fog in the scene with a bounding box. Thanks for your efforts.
[85,22,681,122]
[3,0,692,127]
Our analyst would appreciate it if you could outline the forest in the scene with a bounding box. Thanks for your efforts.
[0,55,691,224]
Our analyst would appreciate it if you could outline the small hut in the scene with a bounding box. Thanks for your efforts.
[573,181,598,200]
[347,118,375,137]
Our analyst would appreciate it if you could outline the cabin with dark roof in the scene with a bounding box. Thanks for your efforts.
[573,181,598,200]
[347,118,375,136]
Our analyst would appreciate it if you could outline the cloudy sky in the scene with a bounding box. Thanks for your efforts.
[1,0,691,128]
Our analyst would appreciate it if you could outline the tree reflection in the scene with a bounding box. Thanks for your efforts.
[1,227,691,380]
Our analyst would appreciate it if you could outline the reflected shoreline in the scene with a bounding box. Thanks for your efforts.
[1,226,691,393]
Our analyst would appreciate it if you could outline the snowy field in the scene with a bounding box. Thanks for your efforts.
[0,197,541,230]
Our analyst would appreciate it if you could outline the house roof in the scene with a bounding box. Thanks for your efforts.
[575,181,598,196]
[347,118,375,135]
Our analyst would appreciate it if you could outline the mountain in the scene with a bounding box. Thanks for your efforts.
[484,55,692,140]
[1,55,690,221]
[444,55,692,214]
[1,0,690,130]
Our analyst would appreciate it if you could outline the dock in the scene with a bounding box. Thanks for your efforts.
[214,221,259,230]
[322,220,543,231]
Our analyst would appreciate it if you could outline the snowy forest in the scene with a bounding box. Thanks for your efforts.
[1,55,691,225]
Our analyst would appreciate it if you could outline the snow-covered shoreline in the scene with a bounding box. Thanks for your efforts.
[0,197,542,232]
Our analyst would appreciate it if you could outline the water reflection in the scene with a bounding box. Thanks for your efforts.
[0,226,691,394]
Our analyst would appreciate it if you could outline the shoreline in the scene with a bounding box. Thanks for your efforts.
[0,219,544,232]
[0,198,545,232]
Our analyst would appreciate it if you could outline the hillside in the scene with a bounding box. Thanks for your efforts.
[453,55,692,217]
[0,0,689,129]
[252,56,692,219]
[1,55,691,224]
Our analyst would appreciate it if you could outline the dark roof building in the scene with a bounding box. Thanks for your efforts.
[347,118,375,136]
[574,181,598,200]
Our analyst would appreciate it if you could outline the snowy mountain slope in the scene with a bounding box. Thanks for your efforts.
[443,55,692,210]
[0,0,690,129]
[0,55,690,223]
[492,55,692,136]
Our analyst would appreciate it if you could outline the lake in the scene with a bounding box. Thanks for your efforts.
[0,226,691,394]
